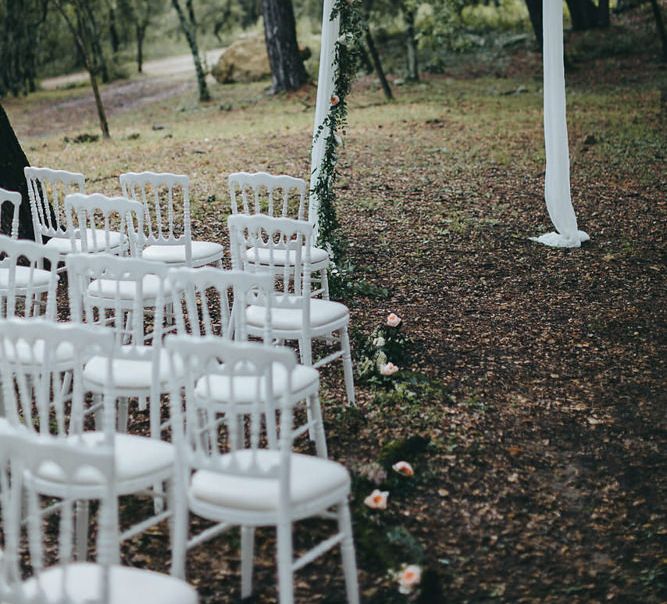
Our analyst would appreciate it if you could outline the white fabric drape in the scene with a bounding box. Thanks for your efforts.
[532,0,589,248]
[309,0,340,239]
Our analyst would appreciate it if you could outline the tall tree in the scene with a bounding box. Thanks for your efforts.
[128,0,166,73]
[649,0,667,61]
[524,0,543,48]
[262,0,308,92]
[0,104,41,240]
[403,1,419,81]
[363,0,394,100]
[172,0,211,102]
[565,0,610,30]
[54,0,111,138]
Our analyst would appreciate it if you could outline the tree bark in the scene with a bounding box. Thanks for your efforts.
[365,25,394,100]
[136,24,146,73]
[525,0,543,49]
[404,8,419,81]
[0,104,40,240]
[172,0,211,102]
[262,0,308,92]
[649,0,667,61]
[565,0,601,30]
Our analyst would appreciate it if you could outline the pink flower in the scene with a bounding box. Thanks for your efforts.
[363,489,389,510]
[397,564,422,595]
[330,94,340,107]
[392,461,414,477]
[380,362,399,376]
[386,313,402,327]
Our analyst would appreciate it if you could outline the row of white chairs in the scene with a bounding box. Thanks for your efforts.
[0,171,359,602]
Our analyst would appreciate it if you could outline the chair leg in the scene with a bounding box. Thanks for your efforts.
[338,501,360,604]
[340,327,356,406]
[276,521,294,604]
[241,526,255,599]
[321,266,330,301]
[150,395,165,514]
[299,337,313,367]
[117,397,129,433]
[308,394,328,458]
[169,476,188,580]
[75,500,89,561]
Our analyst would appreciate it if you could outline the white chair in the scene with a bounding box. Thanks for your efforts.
[0,234,60,320]
[24,166,85,255]
[228,172,330,299]
[167,266,327,457]
[167,335,359,603]
[0,421,198,604]
[120,171,224,267]
[0,318,176,559]
[65,193,144,256]
[0,187,21,238]
[66,252,171,441]
[229,214,355,405]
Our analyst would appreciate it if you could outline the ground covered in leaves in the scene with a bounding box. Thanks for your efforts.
[4,15,666,603]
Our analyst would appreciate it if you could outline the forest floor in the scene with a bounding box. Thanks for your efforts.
[3,15,666,604]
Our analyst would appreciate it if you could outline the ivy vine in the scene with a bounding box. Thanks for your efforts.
[311,0,363,274]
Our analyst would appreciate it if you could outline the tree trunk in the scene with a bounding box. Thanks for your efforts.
[0,104,40,240]
[565,0,600,30]
[405,8,419,81]
[525,0,543,49]
[89,70,110,139]
[262,0,308,92]
[649,0,667,61]
[136,25,146,73]
[597,0,610,27]
[172,0,211,102]
[365,25,393,100]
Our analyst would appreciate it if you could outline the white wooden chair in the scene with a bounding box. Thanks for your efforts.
[167,335,359,603]
[66,253,171,442]
[167,266,327,457]
[0,318,176,562]
[65,193,144,256]
[0,234,60,321]
[228,214,355,405]
[0,187,21,238]
[24,166,85,256]
[0,421,198,604]
[120,171,224,267]
[228,172,330,299]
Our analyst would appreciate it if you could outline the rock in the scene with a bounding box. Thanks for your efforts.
[212,35,271,84]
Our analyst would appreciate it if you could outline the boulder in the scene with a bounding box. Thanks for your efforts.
[212,34,271,84]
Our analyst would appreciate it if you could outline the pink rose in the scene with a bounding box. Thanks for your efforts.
[397,564,422,595]
[363,489,389,510]
[380,362,399,376]
[386,313,401,327]
[392,461,414,477]
[330,94,340,107]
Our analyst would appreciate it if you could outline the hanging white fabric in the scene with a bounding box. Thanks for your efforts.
[309,0,340,240]
[532,0,589,248]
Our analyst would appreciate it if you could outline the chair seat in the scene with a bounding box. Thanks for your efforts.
[246,299,348,331]
[21,562,197,604]
[88,274,171,301]
[35,432,174,486]
[245,245,329,267]
[44,230,123,254]
[190,450,349,513]
[1,339,74,365]
[84,346,177,390]
[195,362,318,404]
[0,266,56,289]
[142,240,223,264]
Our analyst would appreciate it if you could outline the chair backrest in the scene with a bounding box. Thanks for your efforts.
[167,335,296,487]
[24,167,85,244]
[0,188,21,239]
[228,214,312,320]
[0,235,60,320]
[67,252,167,346]
[228,172,308,221]
[120,171,192,259]
[166,267,274,343]
[0,318,116,437]
[65,193,144,256]
[0,423,116,604]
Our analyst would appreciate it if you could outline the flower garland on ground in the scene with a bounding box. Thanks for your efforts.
[311,0,363,267]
